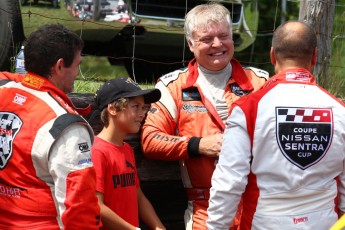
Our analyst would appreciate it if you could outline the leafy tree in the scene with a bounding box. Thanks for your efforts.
[236,1,299,76]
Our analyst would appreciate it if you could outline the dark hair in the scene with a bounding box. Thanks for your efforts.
[272,20,317,63]
[24,24,84,78]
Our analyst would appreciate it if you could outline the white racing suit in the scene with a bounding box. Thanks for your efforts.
[207,68,345,230]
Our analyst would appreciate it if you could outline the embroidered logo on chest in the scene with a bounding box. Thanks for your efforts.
[229,83,251,96]
[13,93,27,106]
[182,87,201,101]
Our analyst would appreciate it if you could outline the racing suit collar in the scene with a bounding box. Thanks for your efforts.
[263,68,316,89]
[21,72,92,116]
[186,58,254,92]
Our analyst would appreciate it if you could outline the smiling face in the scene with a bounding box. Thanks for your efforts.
[116,96,150,134]
[188,20,234,71]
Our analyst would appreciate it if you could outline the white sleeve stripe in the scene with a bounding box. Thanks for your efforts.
[245,66,269,80]
[156,81,178,122]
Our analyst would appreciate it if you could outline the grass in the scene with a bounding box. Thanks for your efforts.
[74,79,156,93]
[78,56,128,82]
[75,55,156,93]
[20,1,117,35]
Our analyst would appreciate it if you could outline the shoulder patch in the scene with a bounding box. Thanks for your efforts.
[245,66,269,80]
[50,113,87,139]
[0,79,11,86]
[159,68,188,86]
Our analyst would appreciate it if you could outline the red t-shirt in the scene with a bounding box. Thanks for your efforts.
[92,136,140,228]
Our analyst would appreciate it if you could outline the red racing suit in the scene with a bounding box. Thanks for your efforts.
[0,72,101,229]
[207,68,345,229]
[141,59,268,229]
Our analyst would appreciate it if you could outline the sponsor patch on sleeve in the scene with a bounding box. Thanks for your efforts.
[245,66,269,80]
[160,68,187,86]
[78,142,90,153]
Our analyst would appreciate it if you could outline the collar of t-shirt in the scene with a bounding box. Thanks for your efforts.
[197,63,232,123]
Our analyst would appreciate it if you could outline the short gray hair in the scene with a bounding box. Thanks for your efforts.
[184,2,232,42]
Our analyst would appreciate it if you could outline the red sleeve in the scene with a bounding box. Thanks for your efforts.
[62,168,102,230]
[0,72,24,82]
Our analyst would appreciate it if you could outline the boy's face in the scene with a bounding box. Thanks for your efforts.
[116,95,150,134]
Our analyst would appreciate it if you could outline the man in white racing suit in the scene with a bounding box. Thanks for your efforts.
[207,20,345,230]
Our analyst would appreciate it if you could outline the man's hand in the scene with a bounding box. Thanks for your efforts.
[198,134,223,157]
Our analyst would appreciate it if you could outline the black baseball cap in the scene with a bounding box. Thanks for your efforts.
[95,77,161,110]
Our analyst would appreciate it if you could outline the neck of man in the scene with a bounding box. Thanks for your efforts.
[275,59,314,74]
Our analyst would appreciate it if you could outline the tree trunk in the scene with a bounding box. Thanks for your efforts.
[298,0,335,88]
[92,0,101,21]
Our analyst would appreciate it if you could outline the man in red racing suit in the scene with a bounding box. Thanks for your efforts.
[141,59,267,229]
[141,3,268,229]
[0,24,101,229]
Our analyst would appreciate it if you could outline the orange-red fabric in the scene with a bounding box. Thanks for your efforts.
[92,137,140,228]
[142,58,267,229]
[0,72,101,229]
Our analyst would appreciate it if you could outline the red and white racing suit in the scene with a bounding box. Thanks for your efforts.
[207,68,345,230]
[141,59,268,229]
[0,72,101,229]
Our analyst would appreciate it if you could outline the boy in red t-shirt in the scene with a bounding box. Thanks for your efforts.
[91,77,165,230]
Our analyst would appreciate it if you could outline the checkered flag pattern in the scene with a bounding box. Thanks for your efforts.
[277,108,331,123]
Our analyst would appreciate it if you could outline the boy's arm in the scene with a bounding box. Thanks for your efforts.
[137,187,166,230]
[96,192,137,230]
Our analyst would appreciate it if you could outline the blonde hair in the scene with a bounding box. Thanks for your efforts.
[100,98,129,127]
[184,2,232,43]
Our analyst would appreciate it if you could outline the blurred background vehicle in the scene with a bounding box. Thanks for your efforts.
[0,0,259,82]
[21,0,60,8]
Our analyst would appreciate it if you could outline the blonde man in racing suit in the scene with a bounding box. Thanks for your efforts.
[141,3,268,229]
[207,20,345,229]
[0,24,101,229]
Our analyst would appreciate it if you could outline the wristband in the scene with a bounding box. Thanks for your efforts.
[136,228,141,230]
[188,136,202,158]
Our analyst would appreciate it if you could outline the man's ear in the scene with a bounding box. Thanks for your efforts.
[51,58,64,75]
[187,39,194,53]
[270,47,276,65]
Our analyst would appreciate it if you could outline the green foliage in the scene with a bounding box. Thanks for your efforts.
[74,56,156,93]
[327,1,345,97]
[236,0,299,75]
[74,55,127,93]
[237,1,344,98]
[74,78,156,93]
[78,56,128,82]
[74,79,103,93]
